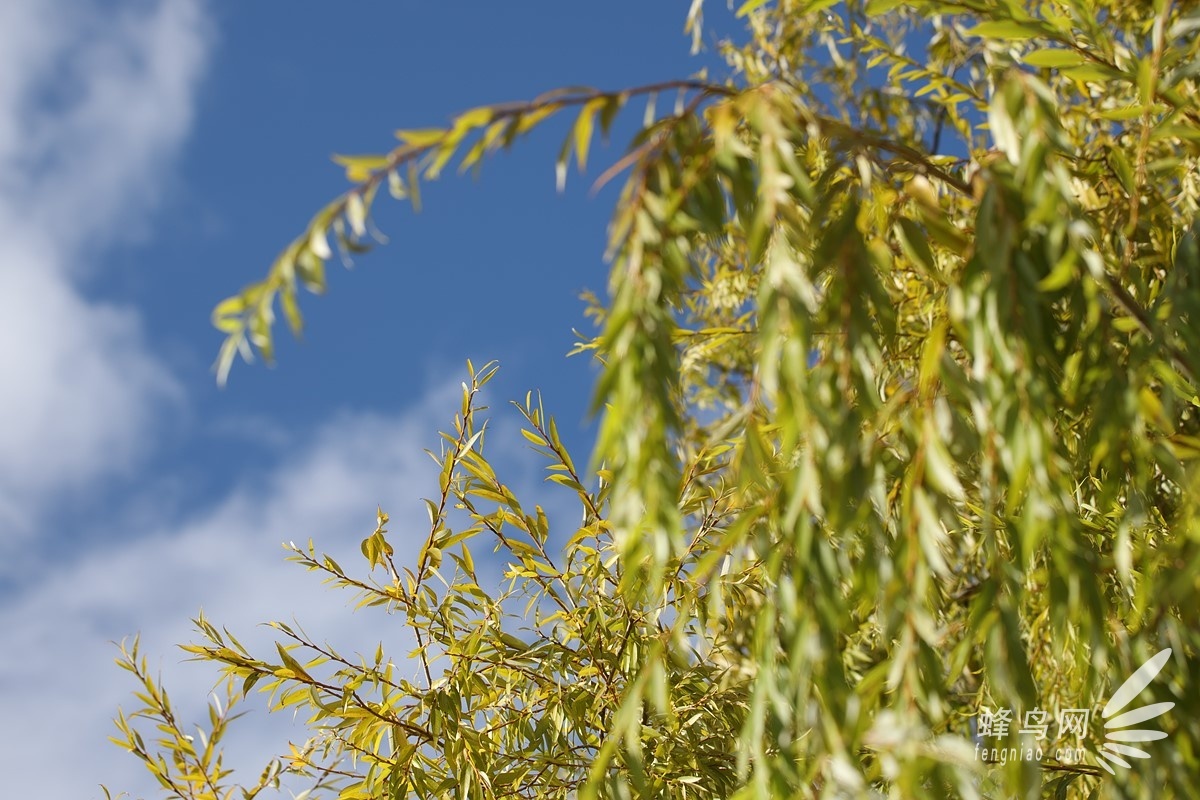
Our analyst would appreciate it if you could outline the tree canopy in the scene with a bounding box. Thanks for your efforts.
[111,1,1200,798]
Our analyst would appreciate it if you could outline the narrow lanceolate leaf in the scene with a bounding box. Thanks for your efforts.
[308,225,332,260]
[736,0,771,17]
[964,19,1046,39]
[211,296,245,334]
[345,193,367,237]
[396,128,447,147]
[574,97,603,173]
[1023,49,1087,69]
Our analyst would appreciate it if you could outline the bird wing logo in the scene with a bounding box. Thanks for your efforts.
[1094,648,1175,775]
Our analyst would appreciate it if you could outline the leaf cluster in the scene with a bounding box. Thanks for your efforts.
[113,2,1200,798]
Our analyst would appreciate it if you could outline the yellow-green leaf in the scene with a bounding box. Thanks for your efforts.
[575,98,603,173]
[396,128,447,147]
[1023,49,1086,69]
[965,19,1044,39]
[736,0,770,17]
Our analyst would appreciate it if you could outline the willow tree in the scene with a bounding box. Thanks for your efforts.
[110,1,1200,798]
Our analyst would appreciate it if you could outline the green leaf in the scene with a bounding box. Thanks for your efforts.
[280,288,303,335]
[599,93,625,138]
[521,428,547,446]
[1023,49,1087,69]
[454,106,493,130]
[896,217,937,275]
[211,296,245,333]
[332,154,390,182]
[516,104,559,134]
[736,0,771,17]
[964,19,1045,39]
[296,249,326,293]
[345,193,367,237]
[396,128,447,147]
[308,226,332,260]
[1061,63,1124,83]
[923,423,965,500]
[574,97,603,173]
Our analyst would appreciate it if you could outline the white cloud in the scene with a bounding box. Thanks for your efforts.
[3,0,210,253]
[0,258,180,532]
[0,0,209,543]
[0,397,456,800]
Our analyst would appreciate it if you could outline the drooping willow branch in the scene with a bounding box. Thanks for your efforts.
[209,75,992,388]
[210,79,735,385]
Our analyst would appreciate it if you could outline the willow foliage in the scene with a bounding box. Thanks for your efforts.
[112,1,1200,798]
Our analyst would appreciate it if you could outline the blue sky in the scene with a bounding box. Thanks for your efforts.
[0,2,736,796]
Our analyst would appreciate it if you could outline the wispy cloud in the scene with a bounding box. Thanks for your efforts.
[0,0,209,542]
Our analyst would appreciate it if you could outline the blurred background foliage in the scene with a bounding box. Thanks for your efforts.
[112,1,1200,797]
